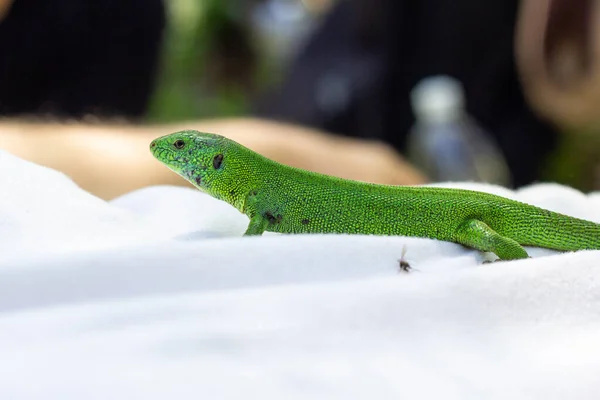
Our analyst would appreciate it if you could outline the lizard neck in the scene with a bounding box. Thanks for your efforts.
[209,143,271,213]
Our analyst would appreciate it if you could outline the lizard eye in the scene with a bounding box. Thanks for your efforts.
[173,139,186,149]
[213,154,224,169]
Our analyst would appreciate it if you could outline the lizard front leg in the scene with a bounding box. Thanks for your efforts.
[244,215,268,235]
[242,189,274,236]
[242,189,285,236]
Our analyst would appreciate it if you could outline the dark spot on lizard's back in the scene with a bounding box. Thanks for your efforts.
[265,211,283,224]
[230,190,236,197]
[301,218,310,225]
[195,176,202,185]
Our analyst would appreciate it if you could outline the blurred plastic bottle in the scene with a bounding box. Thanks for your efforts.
[406,75,511,186]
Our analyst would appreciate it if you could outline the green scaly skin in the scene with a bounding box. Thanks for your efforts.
[149,130,600,261]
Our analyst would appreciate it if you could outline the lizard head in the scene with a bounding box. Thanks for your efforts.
[150,130,231,196]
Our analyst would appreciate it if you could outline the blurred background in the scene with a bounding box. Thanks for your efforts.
[148,0,325,122]
[1,0,599,197]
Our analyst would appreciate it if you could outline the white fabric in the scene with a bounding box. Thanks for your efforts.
[1,150,600,399]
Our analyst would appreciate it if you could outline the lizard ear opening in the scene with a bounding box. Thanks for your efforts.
[213,154,224,169]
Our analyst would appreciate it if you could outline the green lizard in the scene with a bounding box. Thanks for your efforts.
[149,130,600,261]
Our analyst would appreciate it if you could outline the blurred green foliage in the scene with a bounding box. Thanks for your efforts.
[146,0,308,123]
[542,127,600,191]
[147,0,254,122]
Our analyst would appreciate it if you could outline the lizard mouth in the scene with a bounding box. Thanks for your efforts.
[515,0,600,128]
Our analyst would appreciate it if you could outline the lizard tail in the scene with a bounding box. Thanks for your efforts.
[513,207,600,251]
